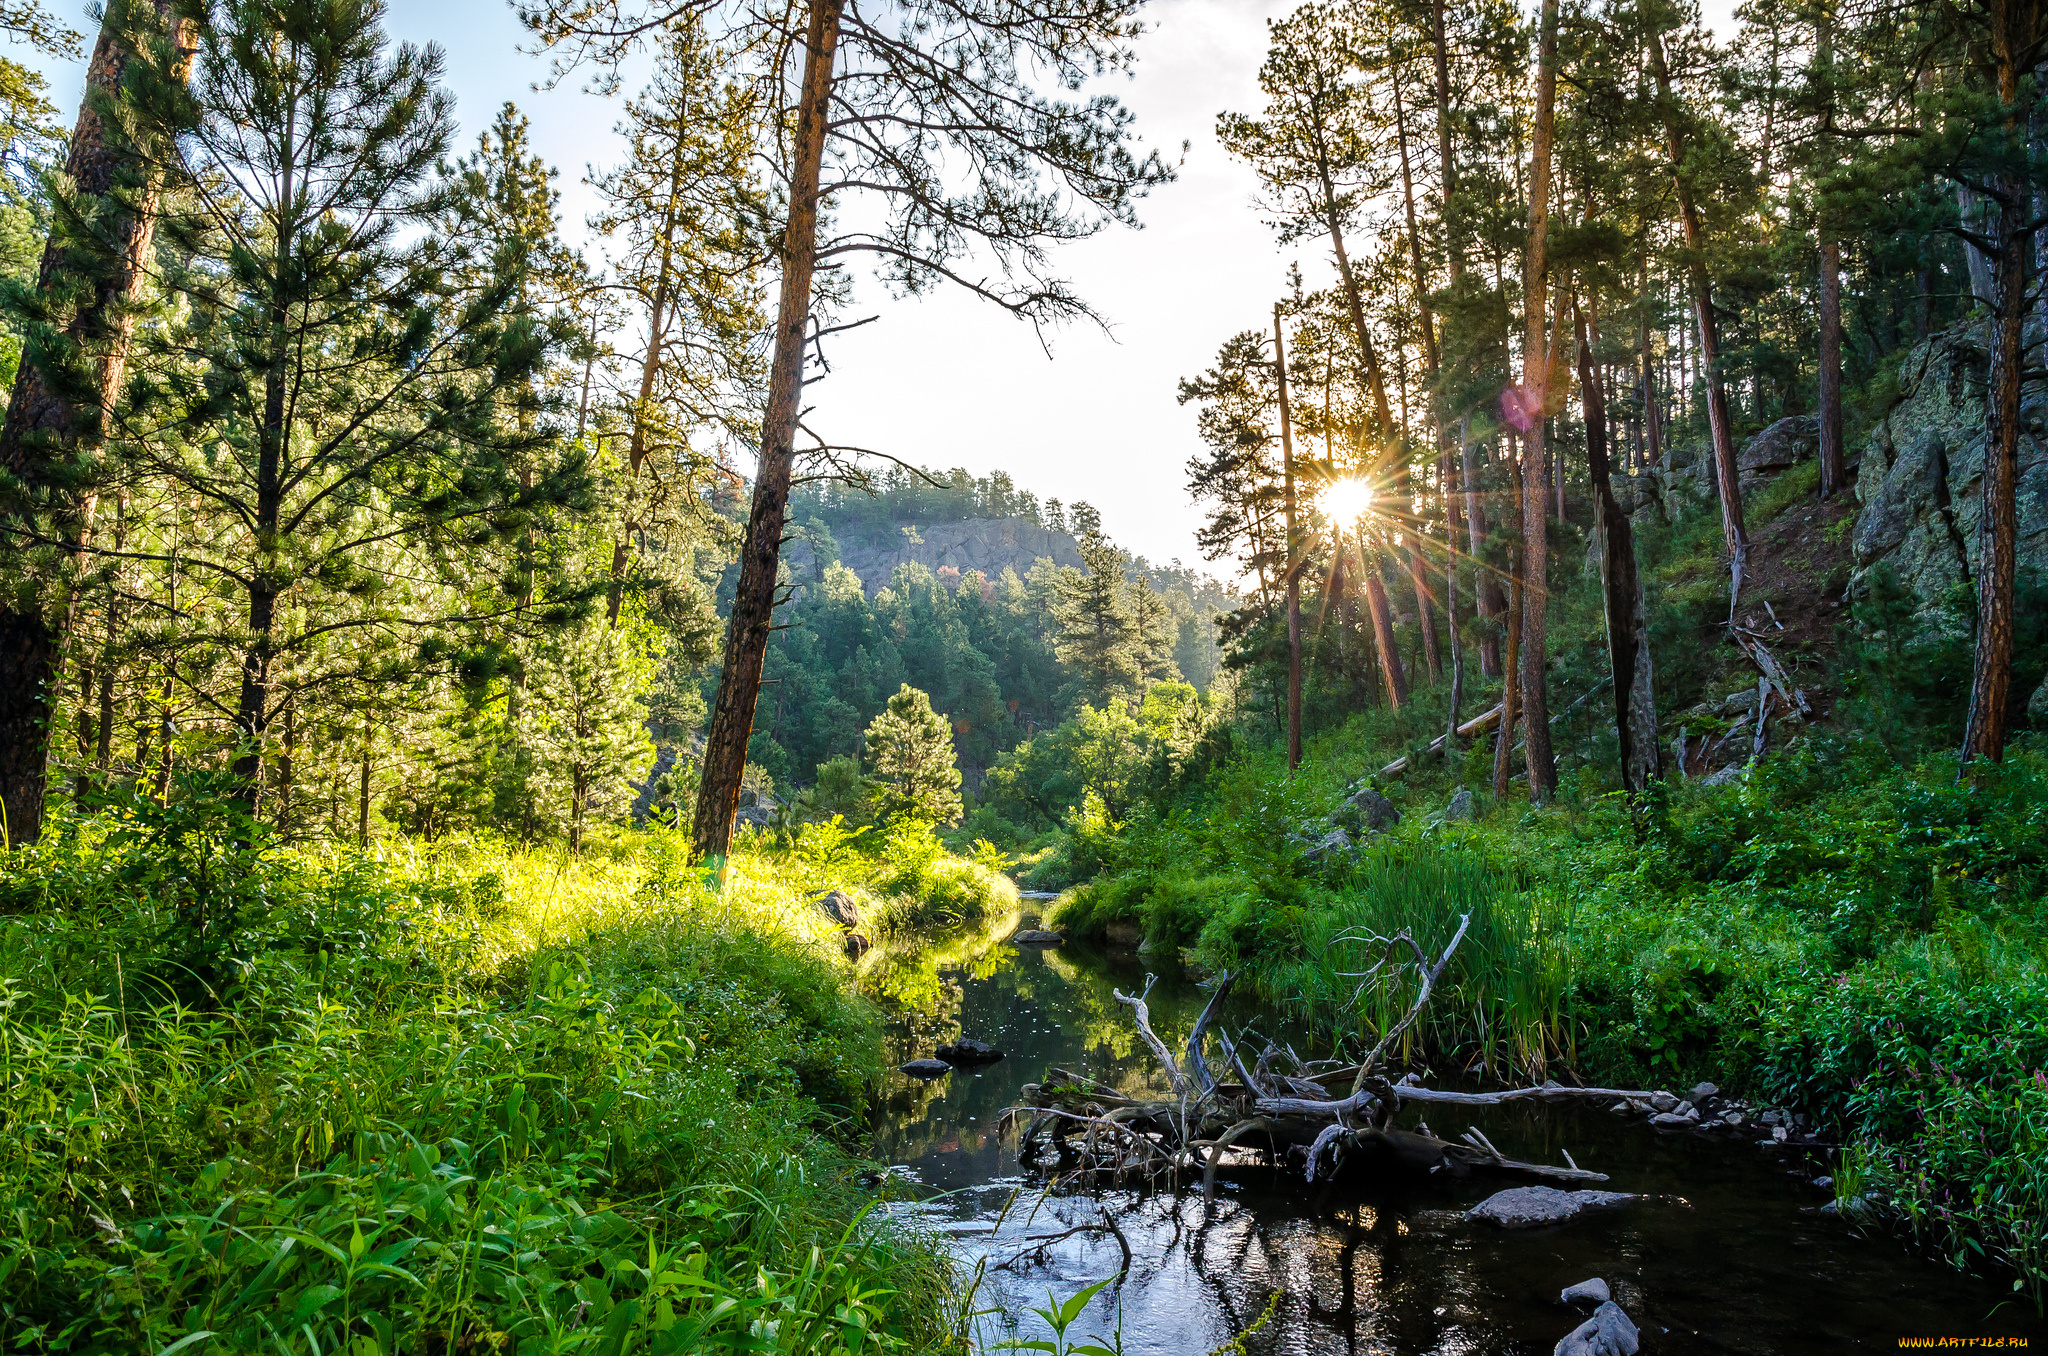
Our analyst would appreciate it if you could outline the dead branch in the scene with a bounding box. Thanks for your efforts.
[1112,976,1185,1097]
[1199,1116,1278,1200]
[1349,913,1472,1097]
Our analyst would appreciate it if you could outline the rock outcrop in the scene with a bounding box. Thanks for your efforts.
[789,517,1085,599]
[1850,324,2048,639]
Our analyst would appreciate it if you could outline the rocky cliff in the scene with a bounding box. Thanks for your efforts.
[789,516,1085,597]
[1849,326,2048,639]
[1618,322,2048,647]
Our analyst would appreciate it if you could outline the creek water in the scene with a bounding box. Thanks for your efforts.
[866,922,2044,1353]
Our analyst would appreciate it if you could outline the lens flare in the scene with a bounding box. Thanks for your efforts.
[1322,477,1374,524]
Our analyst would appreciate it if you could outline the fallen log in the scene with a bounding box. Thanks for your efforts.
[1378,704,1503,778]
[1001,922,1610,1196]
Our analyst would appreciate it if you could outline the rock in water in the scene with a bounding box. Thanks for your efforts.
[843,932,871,961]
[1347,786,1402,831]
[1559,1278,1611,1307]
[936,1038,1003,1065]
[1442,787,1475,821]
[1647,1090,1679,1113]
[1554,1301,1640,1356]
[1467,1186,1638,1229]
[815,890,861,930]
[900,1059,951,1079]
[1010,929,1065,945]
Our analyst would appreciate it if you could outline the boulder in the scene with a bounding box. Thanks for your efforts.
[843,932,871,961]
[1442,787,1475,822]
[936,1038,1003,1065]
[1347,786,1402,832]
[1466,1186,1639,1229]
[900,1059,951,1079]
[735,805,776,829]
[1699,764,1744,788]
[1738,415,1820,477]
[1649,1111,1699,1129]
[1011,929,1065,945]
[815,890,861,930]
[1647,1091,1679,1113]
[1554,1301,1641,1356]
[1560,1278,1612,1307]
[1691,1082,1720,1103]
[1303,827,1353,861]
[2032,674,2048,722]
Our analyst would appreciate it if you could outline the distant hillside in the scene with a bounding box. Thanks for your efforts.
[786,516,1084,597]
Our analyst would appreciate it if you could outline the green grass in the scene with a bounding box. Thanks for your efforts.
[0,791,965,1353]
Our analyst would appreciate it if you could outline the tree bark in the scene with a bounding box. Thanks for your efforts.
[1578,299,1661,791]
[1392,72,1445,690]
[608,163,686,623]
[0,0,193,846]
[1518,0,1560,804]
[1275,305,1302,771]
[692,0,844,868]
[1818,236,1847,497]
[1962,2,2032,766]
[1647,26,1748,614]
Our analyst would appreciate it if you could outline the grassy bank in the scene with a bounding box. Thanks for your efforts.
[1051,733,2048,1302]
[0,793,1013,1352]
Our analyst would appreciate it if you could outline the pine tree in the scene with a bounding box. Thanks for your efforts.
[116,0,587,815]
[862,683,961,826]
[526,622,655,852]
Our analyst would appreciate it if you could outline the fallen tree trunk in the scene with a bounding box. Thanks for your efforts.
[999,919,1613,1197]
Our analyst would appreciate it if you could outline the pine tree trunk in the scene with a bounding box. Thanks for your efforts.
[692,0,844,868]
[1493,527,1523,798]
[358,733,372,847]
[1649,28,1747,614]
[1818,235,1847,496]
[1518,0,1560,804]
[1364,552,1408,711]
[1464,438,1503,678]
[1320,156,1396,443]
[1962,4,2031,766]
[1578,299,1661,791]
[609,176,684,623]
[232,102,299,819]
[1274,306,1302,770]
[0,0,194,846]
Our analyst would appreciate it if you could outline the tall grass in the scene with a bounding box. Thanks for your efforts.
[0,796,963,1352]
[1269,849,1573,1079]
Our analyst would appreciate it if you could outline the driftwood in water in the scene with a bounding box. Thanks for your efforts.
[999,915,1630,1198]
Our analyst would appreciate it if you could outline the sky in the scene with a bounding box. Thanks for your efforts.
[12,0,1737,575]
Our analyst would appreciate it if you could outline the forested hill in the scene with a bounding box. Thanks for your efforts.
[698,465,1239,802]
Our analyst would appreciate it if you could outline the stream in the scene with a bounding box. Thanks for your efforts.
[865,918,2044,1353]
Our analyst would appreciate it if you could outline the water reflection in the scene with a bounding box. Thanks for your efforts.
[867,931,2043,1353]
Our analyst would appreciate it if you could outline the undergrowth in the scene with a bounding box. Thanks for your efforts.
[0,786,968,1353]
[1050,730,2048,1305]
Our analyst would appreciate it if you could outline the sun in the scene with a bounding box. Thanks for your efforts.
[1321,477,1374,525]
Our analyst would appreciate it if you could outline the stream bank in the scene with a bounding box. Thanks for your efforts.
[865,924,2042,1353]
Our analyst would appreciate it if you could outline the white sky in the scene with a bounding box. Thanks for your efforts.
[14,0,1737,574]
